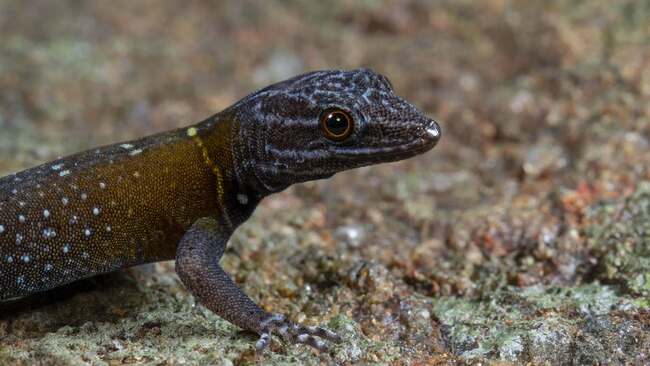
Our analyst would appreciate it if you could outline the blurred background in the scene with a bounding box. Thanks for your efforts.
[1,1,650,364]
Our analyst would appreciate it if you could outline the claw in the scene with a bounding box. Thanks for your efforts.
[255,313,341,352]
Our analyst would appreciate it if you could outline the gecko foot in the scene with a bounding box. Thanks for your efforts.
[255,313,342,352]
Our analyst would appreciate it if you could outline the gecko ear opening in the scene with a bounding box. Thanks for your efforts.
[320,109,354,141]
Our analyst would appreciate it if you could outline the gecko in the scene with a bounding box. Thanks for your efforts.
[0,69,441,351]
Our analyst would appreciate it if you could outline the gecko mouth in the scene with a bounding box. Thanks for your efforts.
[332,118,441,164]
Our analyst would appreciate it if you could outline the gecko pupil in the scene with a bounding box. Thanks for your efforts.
[321,109,353,140]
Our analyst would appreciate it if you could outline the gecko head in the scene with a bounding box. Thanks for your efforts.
[234,68,441,193]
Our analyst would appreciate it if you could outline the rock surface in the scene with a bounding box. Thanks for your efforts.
[1,1,649,364]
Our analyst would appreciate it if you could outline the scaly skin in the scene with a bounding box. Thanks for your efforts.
[0,69,441,351]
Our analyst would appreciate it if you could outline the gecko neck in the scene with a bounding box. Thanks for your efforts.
[188,112,265,228]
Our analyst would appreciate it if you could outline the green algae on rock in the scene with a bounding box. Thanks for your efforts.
[433,283,646,364]
[586,182,650,302]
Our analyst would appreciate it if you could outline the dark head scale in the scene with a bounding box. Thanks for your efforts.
[232,68,441,193]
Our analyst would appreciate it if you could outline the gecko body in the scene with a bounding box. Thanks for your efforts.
[0,69,440,350]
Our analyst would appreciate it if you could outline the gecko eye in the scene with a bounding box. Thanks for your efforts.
[321,109,354,141]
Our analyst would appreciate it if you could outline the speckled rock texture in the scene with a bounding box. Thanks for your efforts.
[1,1,649,365]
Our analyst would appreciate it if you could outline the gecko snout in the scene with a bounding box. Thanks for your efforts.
[424,118,442,146]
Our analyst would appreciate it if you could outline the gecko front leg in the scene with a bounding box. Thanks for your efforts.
[175,217,341,351]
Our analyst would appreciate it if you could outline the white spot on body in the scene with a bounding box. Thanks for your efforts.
[0,225,4,234]
[43,209,50,218]
[99,182,106,189]
[6,256,13,263]
[15,234,23,244]
[18,215,25,223]
[237,193,249,205]
[44,263,53,271]
[106,225,112,232]
[63,245,70,253]
[120,143,134,150]
[51,163,64,171]
[93,207,101,215]
[43,228,57,239]
[81,193,88,200]
[11,189,17,195]
[187,127,198,137]
[21,254,30,263]
[59,170,71,177]
[129,148,143,156]
[62,197,69,205]
[84,228,92,237]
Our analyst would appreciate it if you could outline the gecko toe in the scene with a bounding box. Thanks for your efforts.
[255,313,340,352]
[295,333,328,351]
[255,332,272,351]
